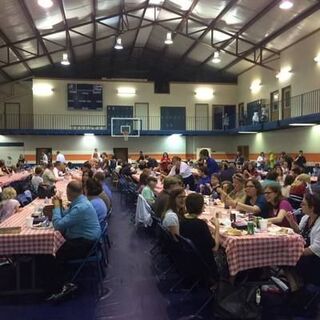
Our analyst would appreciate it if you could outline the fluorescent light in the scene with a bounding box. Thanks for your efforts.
[37,0,53,8]
[84,133,95,136]
[250,80,262,93]
[194,88,214,100]
[114,37,123,50]
[314,55,320,63]
[238,131,258,134]
[212,51,221,64]
[164,32,173,45]
[276,67,292,81]
[32,83,54,96]
[149,0,164,4]
[61,53,70,65]
[279,0,293,10]
[117,87,136,97]
[170,134,182,137]
[289,123,316,127]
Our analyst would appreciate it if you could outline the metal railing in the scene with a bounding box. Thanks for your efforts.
[0,88,319,132]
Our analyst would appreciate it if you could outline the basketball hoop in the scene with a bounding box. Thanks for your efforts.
[123,131,129,141]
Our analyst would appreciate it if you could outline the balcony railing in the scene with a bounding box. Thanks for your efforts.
[0,88,319,133]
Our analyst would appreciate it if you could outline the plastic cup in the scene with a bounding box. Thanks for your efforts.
[260,219,268,232]
[26,216,34,228]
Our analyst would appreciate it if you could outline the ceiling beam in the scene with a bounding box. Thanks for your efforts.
[92,0,97,57]
[128,0,150,61]
[0,30,33,74]
[58,0,76,63]
[199,0,281,67]
[18,0,54,66]
[170,0,239,68]
[220,1,320,72]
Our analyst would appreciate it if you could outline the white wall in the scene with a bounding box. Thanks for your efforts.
[237,30,320,117]
[32,78,237,130]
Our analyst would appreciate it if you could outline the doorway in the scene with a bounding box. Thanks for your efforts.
[281,86,291,119]
[36,148,52,165]
[113,148,129,162]
[237,145,249,162]
[270,90,279,121]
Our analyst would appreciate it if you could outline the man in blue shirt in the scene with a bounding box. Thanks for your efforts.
[47,181,101,301]
[199,149,220,175]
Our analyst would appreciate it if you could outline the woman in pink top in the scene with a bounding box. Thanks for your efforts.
[264,182,294,228]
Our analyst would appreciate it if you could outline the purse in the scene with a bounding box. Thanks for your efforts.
[213,280,262,320]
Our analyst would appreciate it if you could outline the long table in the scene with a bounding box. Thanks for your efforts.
[0,171,32,187]
[202,202,305,276]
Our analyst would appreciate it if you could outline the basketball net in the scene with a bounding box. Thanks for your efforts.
[123,131,129,141]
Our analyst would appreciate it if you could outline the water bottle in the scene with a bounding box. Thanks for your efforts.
[256,288,261,305]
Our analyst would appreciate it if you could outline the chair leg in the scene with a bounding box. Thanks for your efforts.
[304,291,320,310]
[192,293,215,317]
[180,280,201,301]
[169,276,185,292]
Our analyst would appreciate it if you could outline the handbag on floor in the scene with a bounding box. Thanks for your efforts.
[212,280,262,320]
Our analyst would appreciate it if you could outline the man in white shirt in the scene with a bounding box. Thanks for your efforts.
[168,156,195,190]
[56,151,66,163]
[40,152,48,166]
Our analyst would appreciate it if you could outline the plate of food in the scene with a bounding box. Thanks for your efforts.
[224,227,246,236]
[268,227,294,236]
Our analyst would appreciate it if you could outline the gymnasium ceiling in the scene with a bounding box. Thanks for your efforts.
[0,0,319,84]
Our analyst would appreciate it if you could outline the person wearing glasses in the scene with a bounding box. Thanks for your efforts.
[225,178,269,218]
[263,182,295,227]
[284,190,320,288]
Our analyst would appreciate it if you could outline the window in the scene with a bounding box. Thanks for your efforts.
[160,106,186,131]
[270,91,279,112]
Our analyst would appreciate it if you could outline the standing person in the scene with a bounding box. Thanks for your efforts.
[137,151,145,162]
[294,150,307,169]
[168,156,195,191]
[234,151,244,168]
[199,149,220,175]
[16,154,26,169]
[53,162,64,181]
[40,151,49,166]
[92,148,100,161]
[268,152,275,170]
[56,151,66,164]
[42,163,57,186]
[256,152,266,170]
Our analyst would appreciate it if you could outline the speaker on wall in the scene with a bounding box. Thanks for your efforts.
[154,80,170,94]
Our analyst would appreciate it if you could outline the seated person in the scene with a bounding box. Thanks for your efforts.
[288,174,310,210]
[53,161,64,180]
[228,173,246,204]
[168,156,195,191]
[219,162,235,183]
[94,171,112,200]
[86,178,108,227]
[0,159,10,176]
[180,193,219,279]
[285,190,320,287]
[207,174,220,199]
[281,174,295,198]
[162,187,186,237]
[196,167,211,195]
[42,163,58,186]
[243,161,259,180]
[152,176,181,218]
[145,155,158,169]
[260,170,278,188]
[141,176,158,205]
[31,166,44,193]
[226,178,269,218]
[0,187,20,222]
[264,182,295,227]
[217,180,234,203]
[120,162,136,177]
[137,172,150,194]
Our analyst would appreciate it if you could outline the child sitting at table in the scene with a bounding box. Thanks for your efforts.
[196,167,211,195]
[141,176,158,205]
[208,174,221,199]
[0,187,20,222]
[180,193,220,281]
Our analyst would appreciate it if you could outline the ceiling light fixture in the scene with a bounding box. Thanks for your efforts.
[117,87,136,97]
[61,53,70,65]
[279,0,293,10]
[276,67,292,81]
[250,80,262,93]
[37,0,53,8]
[212,51,221,64]
[314,55,320,63]
[289,123,316,127]
[177,0,192,10]
[33,83,54,96]
[194,88,214,100]
[114,37,123,50]
[164,32,173,45]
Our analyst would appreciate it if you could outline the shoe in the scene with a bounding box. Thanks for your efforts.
[46,283,78,302]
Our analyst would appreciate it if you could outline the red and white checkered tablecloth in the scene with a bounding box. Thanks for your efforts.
[0,171,31,187]
[202,205,305,276]
[0,179,70,256]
